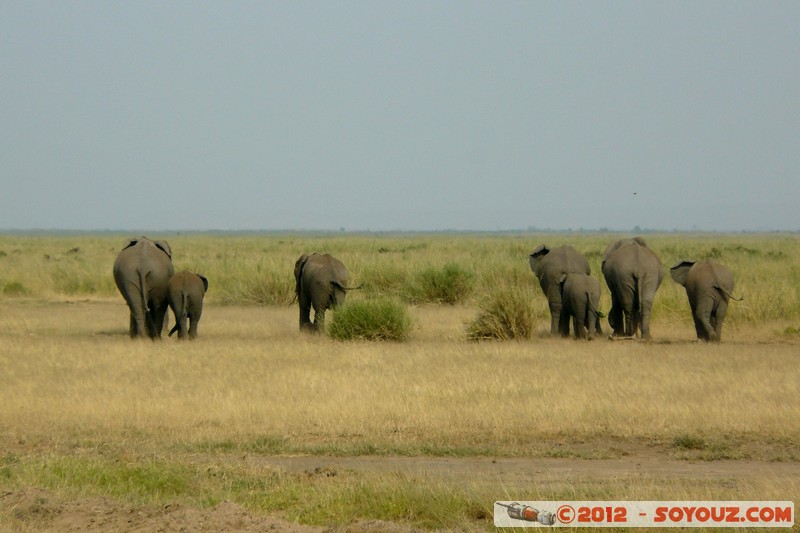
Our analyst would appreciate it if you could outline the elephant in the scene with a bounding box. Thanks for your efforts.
[529,244,593,335]
[601,237,664,340]
[558,273,603,340]
[670,259,741,342]
[113,237,174,339]
[167,270,208,340]
[294,253,360,333]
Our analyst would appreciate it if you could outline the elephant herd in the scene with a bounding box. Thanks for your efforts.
[112,237,358,340]
[530,237,740,342]
[113,236,739,343]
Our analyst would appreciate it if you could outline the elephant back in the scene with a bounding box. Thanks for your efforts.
[530,245,589,281]
[602,238,663,282]
[113,237,174,283]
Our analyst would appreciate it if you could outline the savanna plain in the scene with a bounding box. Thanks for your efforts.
[1,233,798,532]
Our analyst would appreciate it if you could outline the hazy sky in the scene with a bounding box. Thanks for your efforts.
[1,1,798,232]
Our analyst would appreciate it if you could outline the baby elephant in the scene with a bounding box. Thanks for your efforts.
[670,260,741,342]
[167,271,208,340]
[558,273,603,340]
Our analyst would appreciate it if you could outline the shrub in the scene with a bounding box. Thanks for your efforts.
[412,263,475,304]
[1,280,30,296]
[671,434,706,450]
[466,289,536,341]
[328,298,413,341]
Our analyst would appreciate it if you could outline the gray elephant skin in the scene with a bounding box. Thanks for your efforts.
[294,253,358,333]
[113,237,174,339]
[670,259,740,342]
[559,273,602,340]
[601,237,664,339]
[529,245,593,335]
[168,270,208,340]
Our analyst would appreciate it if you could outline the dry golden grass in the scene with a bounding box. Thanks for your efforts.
[2,299,798,456]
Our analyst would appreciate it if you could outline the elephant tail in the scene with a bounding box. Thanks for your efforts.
[585,291,604,319]
[714,284,744,302]
[169,292,188,337]
[331,280,365,291]
[634,274,644,317]
[137,268,149,318]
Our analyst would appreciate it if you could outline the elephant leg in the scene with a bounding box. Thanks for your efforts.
[175,310,188,339]
[640,280,661,340]
[712,300,728,342]
[125,296,148,339]
[558,306,571,337]
[544,283,562,336]
[693,298,716,341]
[639,308,652,340]
[607,301,623,337]
[128,312,140,338]
[313,307,326,333]
[619,284,636,337]
[574,313,586,339]
[548,302,563,336]
[623,307,634,337]
[586,311,597,340]
[150,301,169,340]
[630,291,642,337]
[187,315,199,339]
[299,292,313,332]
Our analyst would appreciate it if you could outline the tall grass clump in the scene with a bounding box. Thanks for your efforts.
[466,288,536,340]
[411,262,475,304]
[328,298,414,341]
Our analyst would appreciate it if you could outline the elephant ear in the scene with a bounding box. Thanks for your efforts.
[294,254,310,296]
[154,240,172,259]
[529,244,549,259]
[121,238,138,250]
[669,260,696,286]
[197,274,209,293]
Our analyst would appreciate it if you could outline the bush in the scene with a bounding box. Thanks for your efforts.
[412,263,475,304]
[328,298,414,341]
[1,280,30,296]
[466,289,536,341]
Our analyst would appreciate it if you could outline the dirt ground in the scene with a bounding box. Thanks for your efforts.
[4,446,799,532]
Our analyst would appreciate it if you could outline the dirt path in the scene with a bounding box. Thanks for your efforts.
[248,452,800,484]
[6,450,796,533]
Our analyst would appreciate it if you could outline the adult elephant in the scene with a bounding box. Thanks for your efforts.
[601,237,664,340]
[294,253,359,333]
[670,259,741,342]
[113,237,174,339]
[529,244,592,335]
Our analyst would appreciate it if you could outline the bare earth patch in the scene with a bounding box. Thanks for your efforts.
[3,446,799,532]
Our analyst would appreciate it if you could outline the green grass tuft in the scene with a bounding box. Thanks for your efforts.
[466,289,536,340]
[1,280,30,296]
[328,298,414,341]
[671,434,706,450]
[411,262,475,304]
